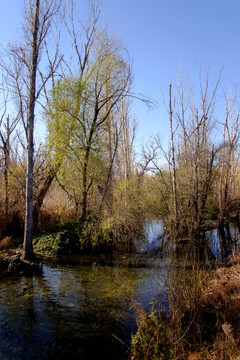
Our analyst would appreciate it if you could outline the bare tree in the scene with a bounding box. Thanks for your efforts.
[168,82,179,236]
[0,113,19,224]
[218,92,240,229]
[1,0,62,260]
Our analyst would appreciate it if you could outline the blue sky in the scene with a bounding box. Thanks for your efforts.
[101,0,240,149]
[1,0,240,149]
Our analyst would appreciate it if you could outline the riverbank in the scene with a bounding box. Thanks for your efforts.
[130,252,240,360]
[185,252,240,359]
[0,247,42,278]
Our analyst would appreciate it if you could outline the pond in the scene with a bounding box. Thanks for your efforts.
[0,252,168,360]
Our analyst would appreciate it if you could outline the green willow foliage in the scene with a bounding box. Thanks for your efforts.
[44,30,133,219]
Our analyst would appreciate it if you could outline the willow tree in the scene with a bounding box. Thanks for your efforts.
[46,26,133,220]
[1,0,62,260]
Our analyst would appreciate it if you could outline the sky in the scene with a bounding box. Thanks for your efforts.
[0,0,240,150]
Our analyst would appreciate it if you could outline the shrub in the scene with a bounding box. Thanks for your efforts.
[33,216,115,255]
[33,219,81,255]
[130,304,174,360]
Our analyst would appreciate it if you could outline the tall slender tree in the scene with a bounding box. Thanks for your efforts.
[169,82,178,237]
[1,0,62,260]
[23,0,40,260]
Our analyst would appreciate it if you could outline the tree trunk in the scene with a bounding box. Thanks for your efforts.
[81,143,91,221]
[3,116,10,224]
[33,165,59,229]
[169,83,178,236]
[23,0,40,261]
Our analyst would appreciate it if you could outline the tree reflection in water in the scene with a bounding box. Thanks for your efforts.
[0,254,166,360]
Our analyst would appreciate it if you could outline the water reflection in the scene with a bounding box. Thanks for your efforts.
[137,220,165,254]
[206,224,240,261]
[0,254,166,360]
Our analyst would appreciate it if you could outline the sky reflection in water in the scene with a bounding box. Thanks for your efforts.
[0,253,166,360]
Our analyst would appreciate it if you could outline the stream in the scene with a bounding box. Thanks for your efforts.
[0,254,168,360]
[0,221,238,360]
[0,221,167,360]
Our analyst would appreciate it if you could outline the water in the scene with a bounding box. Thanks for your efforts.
[138,220,165,253]
[1,220,237,360]
[0,253,167,360]
[206,225,240,261]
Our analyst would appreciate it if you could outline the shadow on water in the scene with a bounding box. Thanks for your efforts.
[0,251,167,360]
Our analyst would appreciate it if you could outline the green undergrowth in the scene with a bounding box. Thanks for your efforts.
[34,219,80,255]
[33,213,142,255]
[130,304,174,360]
[33,216,114,255]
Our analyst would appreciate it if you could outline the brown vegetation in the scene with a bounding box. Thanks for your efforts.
[130,253,240,360]
[0,236,16,250]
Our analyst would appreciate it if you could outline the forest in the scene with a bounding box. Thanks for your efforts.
[0,1,240,359]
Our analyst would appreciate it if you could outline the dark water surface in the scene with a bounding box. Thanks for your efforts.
[1,220,236,360]
[0,253,167,360]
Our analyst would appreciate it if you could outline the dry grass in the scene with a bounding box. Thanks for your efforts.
[167,253,240,359]
[0,237,16,250]
[130,253,240,360]
[38,187,75,231]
